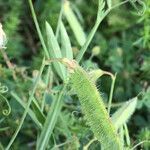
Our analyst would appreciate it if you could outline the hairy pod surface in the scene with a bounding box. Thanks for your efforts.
[68,60,122,149]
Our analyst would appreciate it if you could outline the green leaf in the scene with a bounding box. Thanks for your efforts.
[63,1,86,46]
[11,92,43,129]
[60,21,73,59]
[112,97,137,130]
[46,21,66,80]
[31,97,45,125]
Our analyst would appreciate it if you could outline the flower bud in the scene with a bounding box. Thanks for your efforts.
[92,46,100,56]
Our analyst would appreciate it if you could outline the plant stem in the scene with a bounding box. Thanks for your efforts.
[76,0,132,63]
[76,9,110,63]
[28,0,49,59]
[83,138,97,150]
[124,123,130,146]
[131,140,150,150]
[111,0,130,10]
[108,73,117,114]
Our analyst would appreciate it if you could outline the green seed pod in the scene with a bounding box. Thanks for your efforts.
[62,59,122,149]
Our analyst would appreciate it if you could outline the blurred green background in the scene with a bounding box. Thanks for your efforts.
[0,0,149,149]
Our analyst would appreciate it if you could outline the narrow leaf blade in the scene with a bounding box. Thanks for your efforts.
[112,97,137,130]
[63,1,86,46]
[60,21,73,59]
[37,84,66,150]
[45,21,66,80]
[11,92,43,129]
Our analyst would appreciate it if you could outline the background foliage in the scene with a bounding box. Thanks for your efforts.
[0,0,149,149]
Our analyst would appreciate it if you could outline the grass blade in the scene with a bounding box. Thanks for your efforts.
[11,92,43,129]
[36,83,67,150]
[31,97,45,125]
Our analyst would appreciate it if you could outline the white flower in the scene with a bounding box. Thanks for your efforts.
[0,23,7,49]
